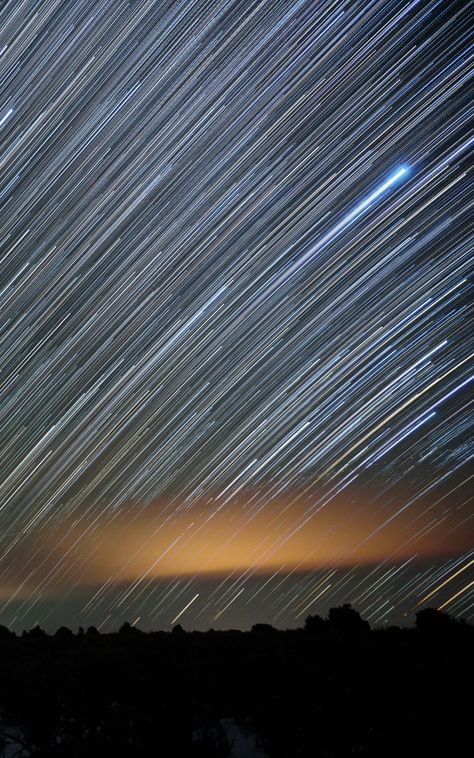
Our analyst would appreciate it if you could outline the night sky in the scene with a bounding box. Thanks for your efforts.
[0,0,472,633]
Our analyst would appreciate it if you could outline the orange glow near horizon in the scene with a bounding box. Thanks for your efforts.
[3,487,470,600]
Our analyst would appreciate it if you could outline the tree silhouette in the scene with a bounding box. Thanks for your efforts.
[0,607,471,757]
[304,613,327,633]
[328,603,370,633]
[172,623,186,635]
[250,623,277,634]
[22,624,47,638]
[0,624,15,639]
[415,607,456,633]
[119,621,141,636]
[55,625,73,638]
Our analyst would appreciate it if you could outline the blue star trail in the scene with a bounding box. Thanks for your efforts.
[0,0,472,632]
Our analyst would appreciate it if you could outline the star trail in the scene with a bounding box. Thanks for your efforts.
[0,0,472,632]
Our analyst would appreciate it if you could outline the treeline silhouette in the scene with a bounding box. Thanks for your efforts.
[0,605,472,757]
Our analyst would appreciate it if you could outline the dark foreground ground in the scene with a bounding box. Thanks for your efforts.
[0,607,472,758]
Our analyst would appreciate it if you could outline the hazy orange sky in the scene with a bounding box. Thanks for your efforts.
[2,486,470,603]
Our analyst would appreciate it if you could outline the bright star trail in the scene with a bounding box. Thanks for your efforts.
[0,0,472,632]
